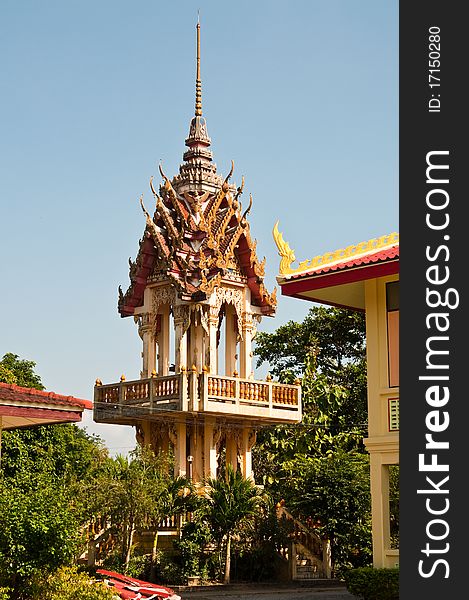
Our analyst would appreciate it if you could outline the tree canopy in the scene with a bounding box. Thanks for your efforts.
[253,306,372,573]
[255,306,366,380]
[0,353,45,390]
[199,465,265,584]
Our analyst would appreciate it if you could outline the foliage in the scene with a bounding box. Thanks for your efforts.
[0,353,112,595]
[0,424,108,483]
[174,520,214,582]
[0,588,11,600]
[343,567,399,600]
[199,465,266,584]
[282,451,372,572]
[0,472,82,595]
[251,307,373,574]
[389,465,399,550]
[88,446,195,574]
[93,447,166,568]
[254,349,367,492]
[29,566,116,600]
[230,497,294,582]
[0,353,45,389]
[124,553,153,581]
[255,307,367,436]
[152,553,184,586]
[255,306,366,379]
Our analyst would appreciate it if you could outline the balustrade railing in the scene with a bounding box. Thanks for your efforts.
[95,371,301,422]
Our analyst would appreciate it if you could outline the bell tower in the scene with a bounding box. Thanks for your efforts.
[94,22,301,482]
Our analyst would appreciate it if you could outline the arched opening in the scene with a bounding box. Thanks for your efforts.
[216,303,239,376]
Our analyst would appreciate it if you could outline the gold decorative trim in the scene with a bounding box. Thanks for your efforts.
[273,223,399,277]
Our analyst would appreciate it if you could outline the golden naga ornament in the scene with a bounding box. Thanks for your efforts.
[273,221,297,275]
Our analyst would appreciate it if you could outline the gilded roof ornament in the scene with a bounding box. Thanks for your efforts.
[275,229,400,279]
[273,221,296,275]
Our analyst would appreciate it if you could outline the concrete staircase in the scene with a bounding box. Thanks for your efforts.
[276,503,332,580]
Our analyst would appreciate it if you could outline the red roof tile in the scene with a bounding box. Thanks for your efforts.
[288,244,399,280]
[0,382,92,410]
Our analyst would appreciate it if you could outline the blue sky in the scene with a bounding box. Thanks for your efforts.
[0,0,398,455]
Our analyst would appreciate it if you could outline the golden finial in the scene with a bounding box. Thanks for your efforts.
[95,378,102,387]
[120,374,126,382]
[273,221,296,275]
[195,16,202,116]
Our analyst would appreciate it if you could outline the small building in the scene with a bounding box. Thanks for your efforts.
[274,227,399,568]
[0,381,92,452]
[94,23,301,483]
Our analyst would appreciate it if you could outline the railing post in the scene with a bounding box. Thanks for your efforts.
[118,380,125,416]
[190,365,198,411]
[180,368,188,411]
[201,370,209,412]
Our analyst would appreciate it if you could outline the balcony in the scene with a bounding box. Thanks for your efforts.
[94,371,301,425]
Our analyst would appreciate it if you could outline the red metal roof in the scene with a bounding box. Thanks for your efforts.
[96,570,180,600]
[0,382,93,410]
[287,244,399,280]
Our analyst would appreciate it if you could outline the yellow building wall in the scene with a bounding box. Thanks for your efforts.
[363,274,399,568]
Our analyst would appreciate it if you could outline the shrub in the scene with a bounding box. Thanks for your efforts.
[174,521,213,582]
[343,567,399,600]
[153,554,184,586]
[30,566,116,600]
[0,588,11,600]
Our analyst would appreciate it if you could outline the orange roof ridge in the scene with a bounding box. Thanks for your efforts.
[0,382,92,410]
[274,226,399,279]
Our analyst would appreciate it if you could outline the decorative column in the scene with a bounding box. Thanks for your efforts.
[188,422,204,482]
[203,417,220,479]
[225,429,239,472]
[208,307,219,374]
[157,304,171,376]
[174,305,190,372]
[224,305,237,376]
[137,313,156,378]
[188,307,205,373]
[239,427,256,481]
[170,421,187,478]
[370,454,390,567]
[239,312,254,379]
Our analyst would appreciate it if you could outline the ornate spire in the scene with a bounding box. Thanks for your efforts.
[184,19,212,162]
[195,18,202,117]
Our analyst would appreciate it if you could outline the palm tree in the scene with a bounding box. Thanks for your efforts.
[201,465,265,584]
[149,474,194,581]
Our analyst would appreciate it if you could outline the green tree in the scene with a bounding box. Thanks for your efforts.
[0,424,108,482]
[255,307,367,429]
[282,451,372,572]
[0,472,82,596]
[0,353,110,596]
[252,308,373,573]
[255,307,366,379]
[96,447,188,572]
[199,465,265,584]
[0,353,45,389]
[148,473,194,581]
[254,350,366,488]
[30,566,116,600]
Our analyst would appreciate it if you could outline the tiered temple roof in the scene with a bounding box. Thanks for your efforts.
[118,22,276,317]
